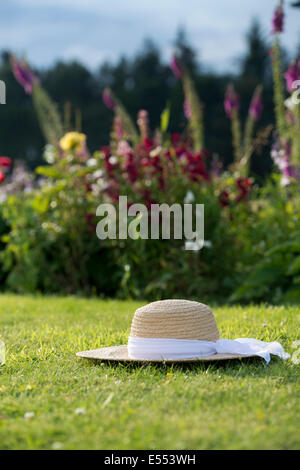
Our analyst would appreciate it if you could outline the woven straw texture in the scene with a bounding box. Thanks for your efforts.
[76,345,255,362]
[130,299,220,341]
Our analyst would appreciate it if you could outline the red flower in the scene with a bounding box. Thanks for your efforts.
[182,151,210,182]
[219,190,230,207]
[0,172,6,183]
[235,177,251,203]
[0,156,12,167]
[123,153,138,183]
[171,133,180,143]
[236,177,251,192]
[143,137,153,150]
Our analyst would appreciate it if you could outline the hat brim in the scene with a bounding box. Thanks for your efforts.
[76,345,257,362]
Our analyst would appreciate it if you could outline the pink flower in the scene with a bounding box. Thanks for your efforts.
[249,89,263,121]
[284,61,300,93]
[0,172,5,184]
[224,85,240,118]
[170,55,182,79]
[137,110,149,138]
[271,139,299,186]
[11,56,39,95]
[113,115,123,140]
[183,99,192,119]
[286,111,297,125]
[102,88,116,110]
[272,4,284,34]
[117,140,132,156]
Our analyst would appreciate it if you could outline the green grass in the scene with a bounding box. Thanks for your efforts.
[0,294,299,450]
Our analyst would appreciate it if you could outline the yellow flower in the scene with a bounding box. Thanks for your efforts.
[59,132,86,152]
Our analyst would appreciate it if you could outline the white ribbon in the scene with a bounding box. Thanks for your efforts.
[128,337,290,363]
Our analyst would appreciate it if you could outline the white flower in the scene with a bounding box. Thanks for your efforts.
[184,191,195,204]
[93,170,103,179]
[24,411,35,420]
[75,408,86,415]
[108,156,118,165]
[284,97,297,111]
[280,175,291,187]
[86,158,97,167]
[0,191,7,204]
[51,442,63,450]
[43,144,57,164]
[149,146,162,157]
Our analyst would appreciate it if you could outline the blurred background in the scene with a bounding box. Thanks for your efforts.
[1,0,299,175]
[0,1,300,303]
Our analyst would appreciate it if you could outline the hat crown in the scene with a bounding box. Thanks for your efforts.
[130,299,219,341]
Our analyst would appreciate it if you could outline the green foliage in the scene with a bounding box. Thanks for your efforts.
[271,39,287,140]
[182,71,205,151]
[32,83,64,147]
[160,104,170,134]
[231,109,242,163]
[0,162,120,295]
[231,219,300,303]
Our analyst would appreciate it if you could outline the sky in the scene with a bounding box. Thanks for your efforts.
[1,0,300,73]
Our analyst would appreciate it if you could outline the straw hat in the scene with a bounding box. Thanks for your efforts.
[76,299,258,362]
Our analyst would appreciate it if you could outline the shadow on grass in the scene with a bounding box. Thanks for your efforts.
[77,355,295,380]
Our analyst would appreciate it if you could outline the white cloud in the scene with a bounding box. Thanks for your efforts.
[3,0,300,71]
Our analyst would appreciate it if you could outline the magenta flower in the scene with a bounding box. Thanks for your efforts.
[224,85,240,118]
[272,4,284,34]
[102,88,116,110]
[284,60,300,93]
[11,56,39,95]
[170,55,182,79]
[249,89,263,121]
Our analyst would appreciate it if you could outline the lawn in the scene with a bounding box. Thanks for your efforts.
[0,294,299,450]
